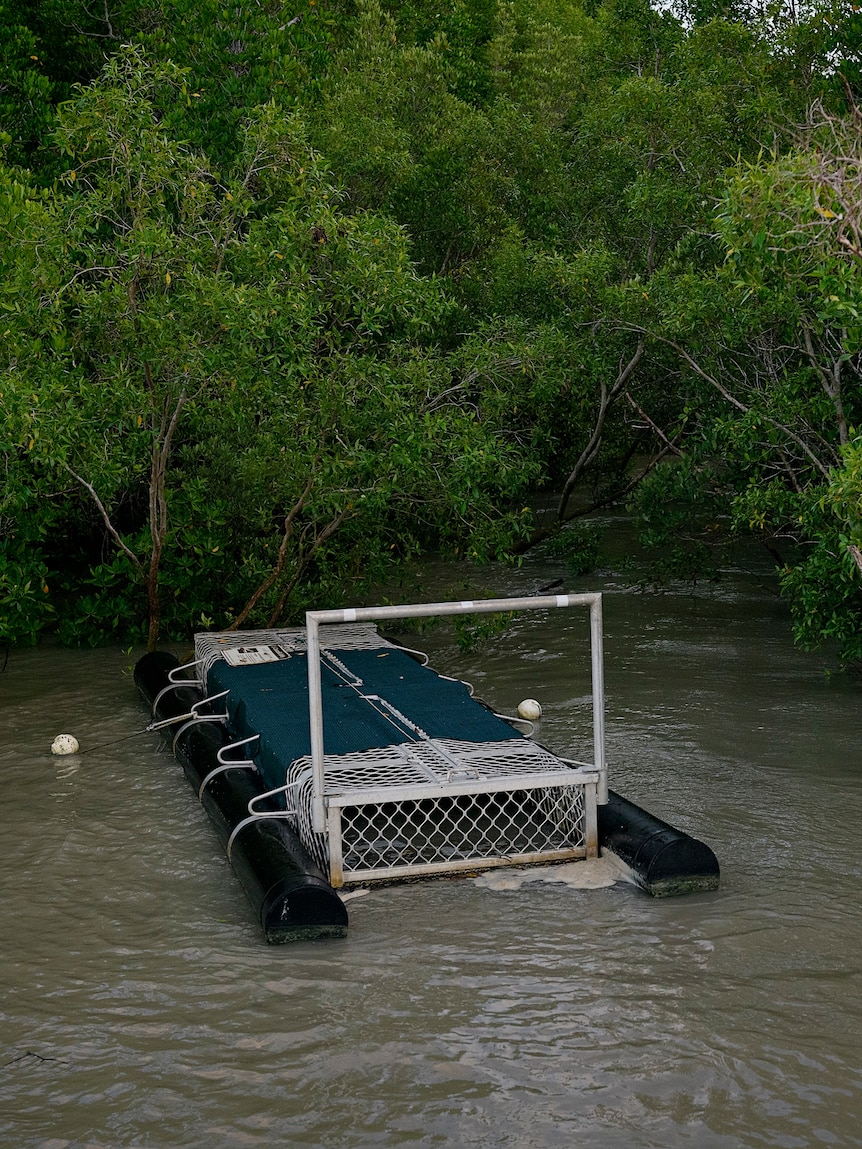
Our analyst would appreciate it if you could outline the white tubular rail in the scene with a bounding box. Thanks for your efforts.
[151,657,206,716]
[305,593,608,835]
[170,688,231,753]
[197,734,261,800]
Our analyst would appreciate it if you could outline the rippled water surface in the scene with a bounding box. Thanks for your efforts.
[2,551,861,1148]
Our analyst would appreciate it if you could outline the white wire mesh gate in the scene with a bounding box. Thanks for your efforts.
[301,594,607,887]
[282,737,599,885]
[328,778,593,885]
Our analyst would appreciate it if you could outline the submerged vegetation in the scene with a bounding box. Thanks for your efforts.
[1,0,860,658]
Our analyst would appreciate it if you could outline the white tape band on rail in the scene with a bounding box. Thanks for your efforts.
[556,594,569,607]
[343,608,357,622]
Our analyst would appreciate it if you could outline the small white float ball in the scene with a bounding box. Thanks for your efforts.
[51,733,80,756]
[517,698,543,721]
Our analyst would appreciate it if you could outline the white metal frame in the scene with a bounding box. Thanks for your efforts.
[325,772,598,887]
[305,594,608,851]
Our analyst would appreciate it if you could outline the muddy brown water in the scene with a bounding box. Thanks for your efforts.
[2,544,861,1148]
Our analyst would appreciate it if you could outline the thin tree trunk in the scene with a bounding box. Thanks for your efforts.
[146,392,186,650]
[227,472,317,630]
[644,331,835,479]
[510,438,676,556]
[555,338,645,523]
[802,326,849,446]
[264,507,352,627]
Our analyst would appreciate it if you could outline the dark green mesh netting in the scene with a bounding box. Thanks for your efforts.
[207,647,520,791]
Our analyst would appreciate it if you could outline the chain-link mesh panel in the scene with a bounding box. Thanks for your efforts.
[337,785,585,878]
[288,738,595,880]
[295,737,582,791]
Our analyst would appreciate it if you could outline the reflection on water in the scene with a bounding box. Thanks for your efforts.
[2,547,861,1148]
[474,857,622,891]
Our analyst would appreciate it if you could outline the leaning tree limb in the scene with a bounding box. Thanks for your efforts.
[555,337,645,524]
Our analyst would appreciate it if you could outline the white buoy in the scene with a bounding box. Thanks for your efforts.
[51,733,80,756]
[517,698,542,720]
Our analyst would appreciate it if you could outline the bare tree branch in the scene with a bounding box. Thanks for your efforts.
[556,337,645,522]
[264,506,353,628]
[625,390,683,456]
[62,462,143,572]
[642,331,835,480]
[227,469,318,630]
[801,325,849,446]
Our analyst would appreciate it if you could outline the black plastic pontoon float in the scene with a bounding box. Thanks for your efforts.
[136,594,719,942]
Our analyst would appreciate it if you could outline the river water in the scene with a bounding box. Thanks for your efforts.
[2,536,861,1148]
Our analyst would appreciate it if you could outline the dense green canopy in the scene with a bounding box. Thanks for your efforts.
[1,0,860,659]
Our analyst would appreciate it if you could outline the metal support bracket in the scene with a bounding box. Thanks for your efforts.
[197,734,261,800]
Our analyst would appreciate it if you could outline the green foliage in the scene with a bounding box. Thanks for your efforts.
[133,0,349,165]
[1,46,542,646]
[0,3,56,167]
[829,435,862,551]
[638,103,862,657]
[0,546,54,645]
[54,549,147,646]
[0,0,858,664]
[628,457,726,585]
[453,609,515,653]
[543,521,602,576]
[789,433,862,664]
